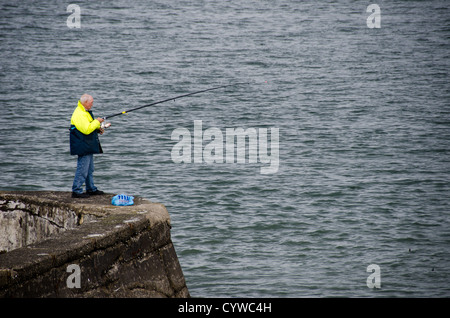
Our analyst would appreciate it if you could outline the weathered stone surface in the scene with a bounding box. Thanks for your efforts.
[0,191,189,298]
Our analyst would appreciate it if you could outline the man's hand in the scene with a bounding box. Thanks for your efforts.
[97,117,104,123]
[98,127,105,135]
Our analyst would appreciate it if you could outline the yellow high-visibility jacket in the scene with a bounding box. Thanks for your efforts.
[71,101,101,135]
[69,101,103,156]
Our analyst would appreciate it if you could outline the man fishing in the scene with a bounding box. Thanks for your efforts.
[67,84,242,198]
[69,94,106,198]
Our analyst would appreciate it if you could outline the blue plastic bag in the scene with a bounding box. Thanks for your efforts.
[111,194,134,206]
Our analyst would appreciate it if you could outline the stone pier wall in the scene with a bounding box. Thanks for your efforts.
[0,191,189,298]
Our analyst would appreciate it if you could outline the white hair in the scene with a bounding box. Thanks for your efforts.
[80,94,92,105]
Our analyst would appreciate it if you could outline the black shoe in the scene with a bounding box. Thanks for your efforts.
[72,192,90,198]
[87,190,104,195]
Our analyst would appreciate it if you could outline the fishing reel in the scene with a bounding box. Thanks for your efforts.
[100,118,111,130]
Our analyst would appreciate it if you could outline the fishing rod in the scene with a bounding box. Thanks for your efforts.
[100,83,247,129]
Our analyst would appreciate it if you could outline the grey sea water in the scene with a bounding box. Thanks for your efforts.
[0,0,449,297]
